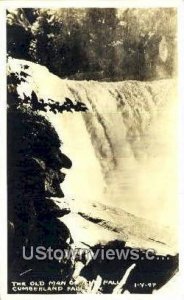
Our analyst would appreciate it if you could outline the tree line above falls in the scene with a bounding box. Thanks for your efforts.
[7,8,177,81]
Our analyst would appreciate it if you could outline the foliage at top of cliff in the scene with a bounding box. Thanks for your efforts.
[7,57,88,114]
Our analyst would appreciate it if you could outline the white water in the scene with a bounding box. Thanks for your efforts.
[8,58,178,229]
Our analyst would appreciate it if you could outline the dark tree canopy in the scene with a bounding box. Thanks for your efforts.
[7,8,177,81]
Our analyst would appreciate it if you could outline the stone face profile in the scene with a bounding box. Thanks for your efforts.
[8,108,74,287]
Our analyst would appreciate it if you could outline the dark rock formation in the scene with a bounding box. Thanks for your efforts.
[8,108,74,292]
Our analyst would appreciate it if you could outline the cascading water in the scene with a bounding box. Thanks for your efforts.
[8,58,178,250]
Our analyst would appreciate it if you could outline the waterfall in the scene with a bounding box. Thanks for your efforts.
[8,58,178,229]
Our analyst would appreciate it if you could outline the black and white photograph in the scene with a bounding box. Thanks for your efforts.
[1,1,182,296]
